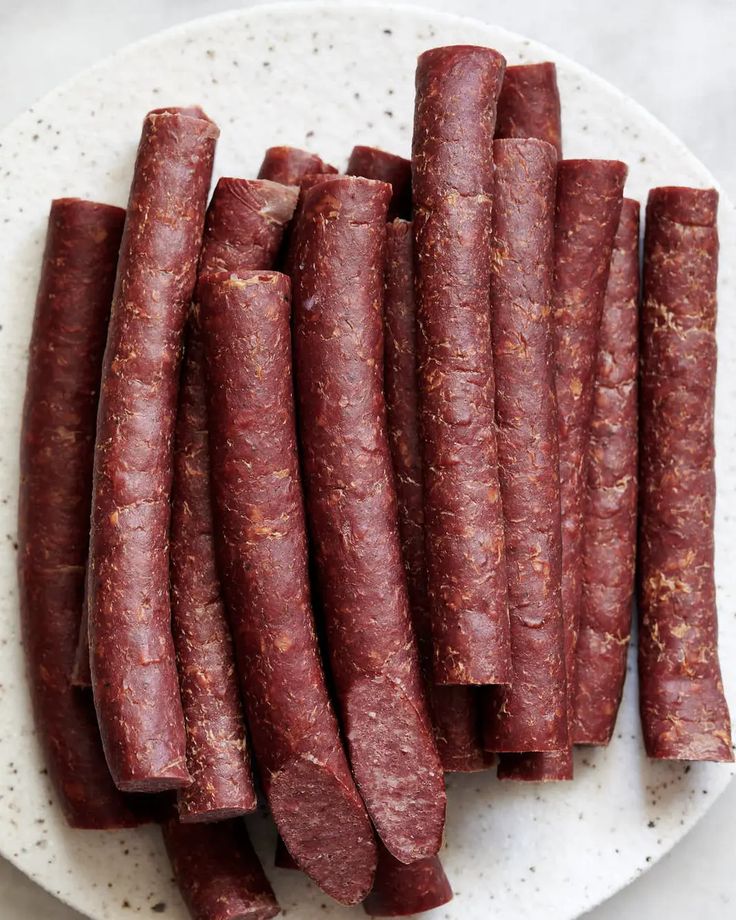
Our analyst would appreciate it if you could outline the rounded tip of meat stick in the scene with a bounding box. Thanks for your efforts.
[269,755,377,905]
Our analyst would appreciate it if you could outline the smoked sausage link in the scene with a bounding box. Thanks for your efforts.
[495,62,563,156]
[347,146,412,219]
[18,198,141,828]
[384,218,489,772]
[638,186,732,761]
[572,198,640,745]
[170,327,257,822]
[171,178,298,821]
[363,842,453,917]
[483,138,568,755]
[499,157,626,781]
[200,269,376,903]
[88,107,218,792]
[163,816,279,920]
[292,175,446,863]
[412,45,512,686]
[257,145,337,185]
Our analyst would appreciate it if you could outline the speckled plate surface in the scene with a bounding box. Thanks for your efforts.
[0,3,734,919]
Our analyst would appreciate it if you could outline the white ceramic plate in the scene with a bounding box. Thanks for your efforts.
[1,3,734,919]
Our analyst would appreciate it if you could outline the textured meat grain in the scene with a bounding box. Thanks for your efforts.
[257,145,337,185]
[163,816,279,920]
[292,176,446,862]
[363,841,453,917]
[573,198,640,745]
[412,45,511,686]
[171,178,297,821]
[348,146,412,219]
[18,199,141,828]
[495,62,563,156]
[499,157,626,781]
[384,219,489,771]
[87,108,218,792]
[638,186,732,762]
[200,269,376,903]
[483,139,568,755]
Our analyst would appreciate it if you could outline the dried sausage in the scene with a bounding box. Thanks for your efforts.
[495,62,563,156]
[292,175,446,862]
[172,178,298,820]
[200,269,376,903]
[18,198,141,828]
[483,138,567,754]
[499,157,626,780]
[638,186,732,761]
[257,145,337,185]
[384,218,488,771]
[412,45,511,685]
[87,107,218,791]
[162,816,279,920]
[573,198,640,745]
[347,146,411,219]
[363,843,453,917]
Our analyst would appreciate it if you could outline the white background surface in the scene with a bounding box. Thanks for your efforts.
[0,1,733,918]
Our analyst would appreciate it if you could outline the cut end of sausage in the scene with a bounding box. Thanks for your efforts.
[646,186,718,228]
[641,678,733,762]
[177,804,257,824]
[496,748,574,782]
[269,755,377,905]
[344,677,447,863]
[114,763,192,794]
[363,844,453,917]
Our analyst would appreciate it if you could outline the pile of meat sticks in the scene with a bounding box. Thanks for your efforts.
[17,44,733,920]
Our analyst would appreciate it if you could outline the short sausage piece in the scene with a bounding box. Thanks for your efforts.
[572,198,640,745]
[347,146,412,219]
[495,62,563,156]
[257,145,337,185]
[499,158,626,781]
[638,186,732,761]
[483,138,568,755]
[292,176,446,862]
[200,269,377,903]
[18,198,141,829]
[412,45,512,686]
[384,218,489,772]
[87,107,218,792]
[171,178,298,822]
[163,816,279,920]
[363,843,453,917]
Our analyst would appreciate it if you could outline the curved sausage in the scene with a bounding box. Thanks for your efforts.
[384,218,489,772]
[412,45,511,685]
[483,138,567,755]
[257,145,337,185]
[18,198,141,828]
[171,178,298,821]
[499,157,626,781]
[347,146,412,219]
[87,107,218,791]
[199,269,376,903]
[638,186,732,761]
[363,843,453,917]
[292,175,446,863]
[163,816,279,920]
[572,198,640,745]
[495,62,563,156]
